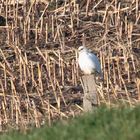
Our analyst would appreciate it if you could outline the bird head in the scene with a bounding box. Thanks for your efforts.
[78,46,88,52]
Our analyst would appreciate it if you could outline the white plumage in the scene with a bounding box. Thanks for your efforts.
[78,46,102,75]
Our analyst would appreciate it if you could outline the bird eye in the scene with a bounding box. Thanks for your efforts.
[78,46,84,51]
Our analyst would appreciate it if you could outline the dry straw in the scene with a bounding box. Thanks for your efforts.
[0,0,139,131]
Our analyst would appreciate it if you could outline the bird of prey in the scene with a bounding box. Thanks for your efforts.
[78,46,102,75]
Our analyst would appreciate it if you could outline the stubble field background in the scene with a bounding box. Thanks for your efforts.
[0,0,139,136]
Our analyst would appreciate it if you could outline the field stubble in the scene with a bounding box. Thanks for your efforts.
[0,0,140,131]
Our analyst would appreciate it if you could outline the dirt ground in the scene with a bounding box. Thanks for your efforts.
[0,0,140,131]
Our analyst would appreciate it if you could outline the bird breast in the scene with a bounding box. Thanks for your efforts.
[78,51,98,74]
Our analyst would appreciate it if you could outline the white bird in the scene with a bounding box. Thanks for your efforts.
[78,46,102,75]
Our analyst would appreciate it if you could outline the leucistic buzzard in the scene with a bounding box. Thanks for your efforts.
[78,46,102,75]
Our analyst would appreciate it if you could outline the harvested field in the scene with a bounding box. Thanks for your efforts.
[0,0,140,131]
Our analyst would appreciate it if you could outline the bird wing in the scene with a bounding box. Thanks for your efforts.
[88,52,101,74]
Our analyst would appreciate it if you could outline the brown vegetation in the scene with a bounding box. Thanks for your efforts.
[0,0,139,131]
